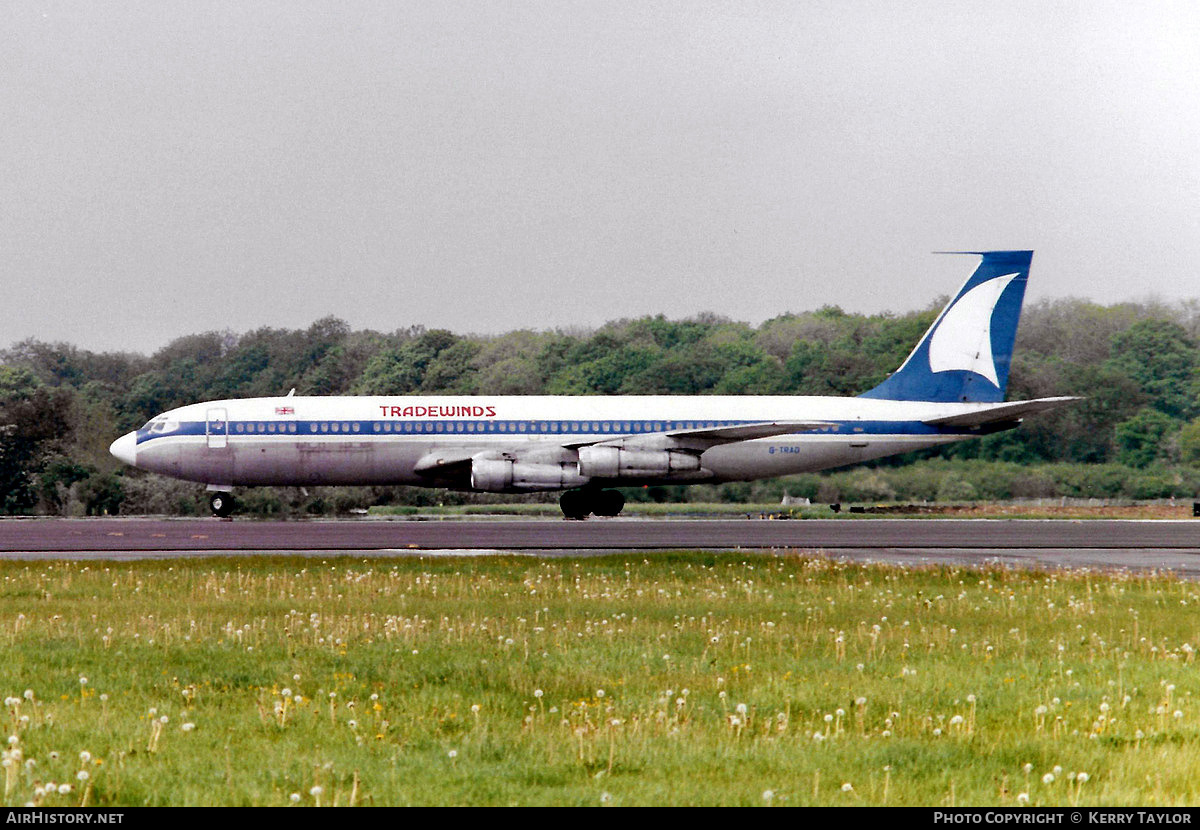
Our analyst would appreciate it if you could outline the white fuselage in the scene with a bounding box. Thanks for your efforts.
[111,394,1012,492]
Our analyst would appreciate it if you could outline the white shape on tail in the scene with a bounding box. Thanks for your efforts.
[927,273,1019,387]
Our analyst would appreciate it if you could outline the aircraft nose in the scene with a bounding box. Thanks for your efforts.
[109,432,137,466]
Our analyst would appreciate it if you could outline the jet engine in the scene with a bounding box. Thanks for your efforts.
[577,446,701,478]
[470,458,589,492]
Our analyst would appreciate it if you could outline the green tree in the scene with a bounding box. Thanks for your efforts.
[1177,417,1200,467]
[1114,408,1176,468]
[0,367,74,513]
[1106,319,1198,419]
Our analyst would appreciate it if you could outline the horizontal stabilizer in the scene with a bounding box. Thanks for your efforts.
[922,397,1080,428]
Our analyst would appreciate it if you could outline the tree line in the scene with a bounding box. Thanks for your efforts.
[2,296,1199,515]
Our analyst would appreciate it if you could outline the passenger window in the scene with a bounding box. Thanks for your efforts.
[310,424,318,433]
[467,422,475,432]
[601,422,610,432]
[518,422,526,433]
[435,423,444,433]
[320,423,329,433]
[235,423,245,433]
[352,423,361,433]
[550,422,559,432]
[288,424,297,433]
[268,423,276,433]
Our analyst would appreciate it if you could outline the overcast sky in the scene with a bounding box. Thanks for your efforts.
[4,1,1199,354]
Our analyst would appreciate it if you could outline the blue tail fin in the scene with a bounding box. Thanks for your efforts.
[859,250,1032,403]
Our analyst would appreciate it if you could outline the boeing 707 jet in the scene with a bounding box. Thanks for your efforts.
[110,251,1075,519]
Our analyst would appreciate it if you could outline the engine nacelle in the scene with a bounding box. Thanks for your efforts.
[577,446,701,478]
[470,458,590,492]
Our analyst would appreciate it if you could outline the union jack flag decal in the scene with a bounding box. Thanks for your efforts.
[275,406,295,415]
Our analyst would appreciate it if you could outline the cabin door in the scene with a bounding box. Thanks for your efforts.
[206,408,229,449]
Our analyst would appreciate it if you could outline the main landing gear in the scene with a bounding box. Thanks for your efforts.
[209,491,236,518]
[559,489,625,520]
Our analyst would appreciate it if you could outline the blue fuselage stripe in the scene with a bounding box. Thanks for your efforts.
[136,418,1010,445]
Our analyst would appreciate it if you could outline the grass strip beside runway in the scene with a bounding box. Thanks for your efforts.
[1,553,1199,806]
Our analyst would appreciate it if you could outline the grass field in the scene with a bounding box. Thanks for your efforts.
[2,552,1200,806]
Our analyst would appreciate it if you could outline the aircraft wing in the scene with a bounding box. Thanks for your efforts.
[922,397,1080,428]
[563,420,830,450]
[663,420,832,441]
[413,448,477,475]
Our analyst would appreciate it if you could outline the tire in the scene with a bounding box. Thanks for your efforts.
[559,490,590,520]
[209,492,235,518]
[593,489,625,518]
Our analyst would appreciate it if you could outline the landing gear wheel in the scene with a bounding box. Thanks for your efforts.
[559,490,591,520]
[593,489,626,517]
[209,492,235,518]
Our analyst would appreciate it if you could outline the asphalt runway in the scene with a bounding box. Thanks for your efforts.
[2,517,1200,574]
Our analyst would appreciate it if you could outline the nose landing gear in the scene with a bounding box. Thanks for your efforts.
[559,489,625,520]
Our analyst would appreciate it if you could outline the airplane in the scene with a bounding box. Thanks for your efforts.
[109,251,1076,519]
